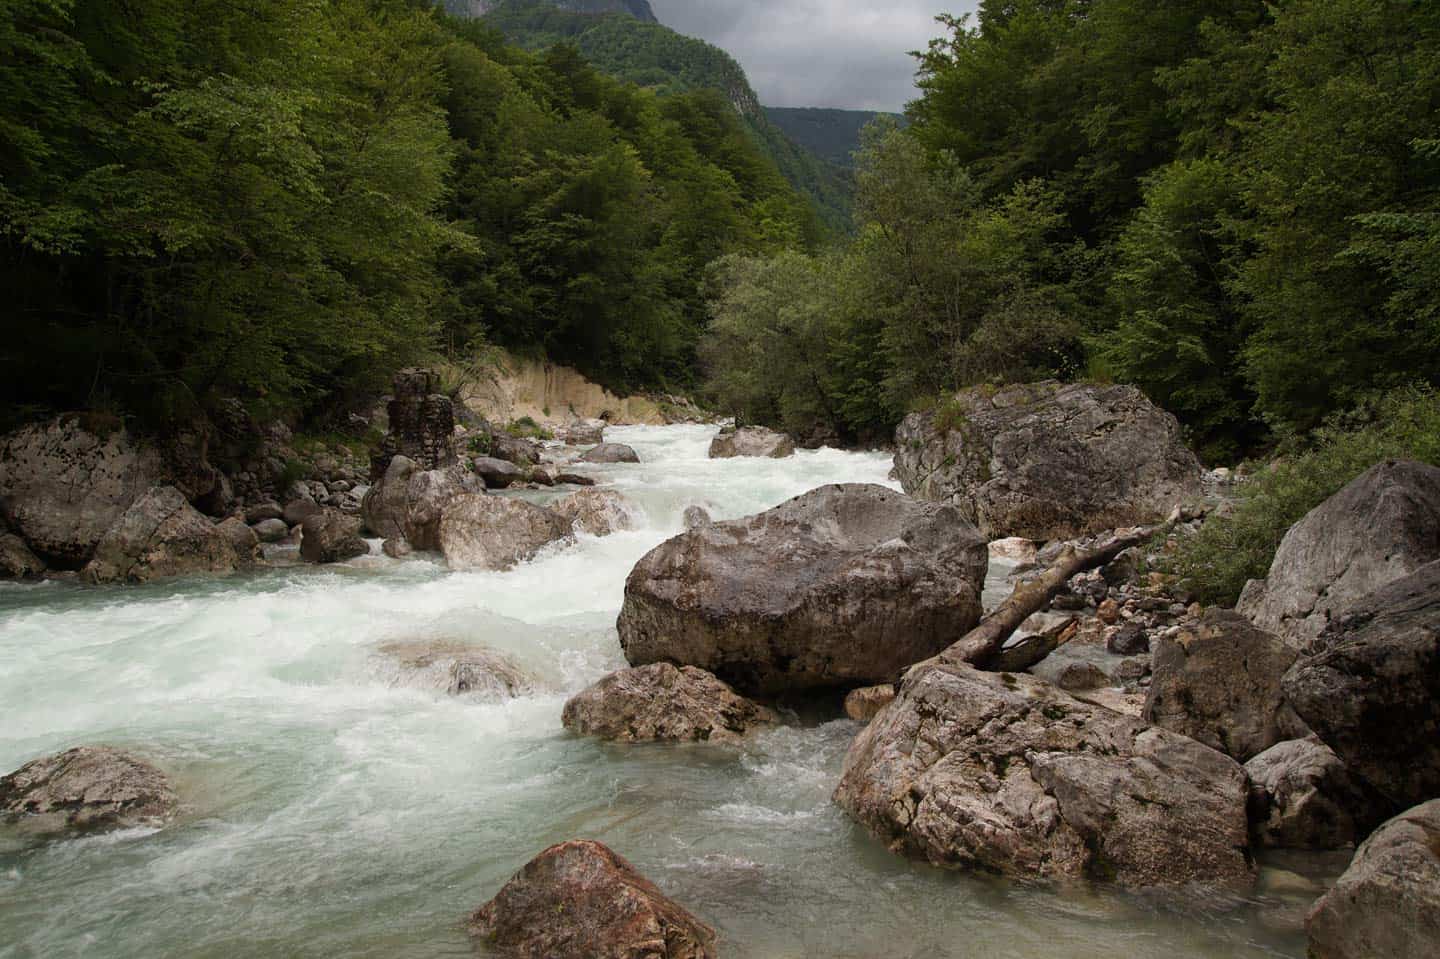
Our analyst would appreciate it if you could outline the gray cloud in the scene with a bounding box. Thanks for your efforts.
[649,0,979,112]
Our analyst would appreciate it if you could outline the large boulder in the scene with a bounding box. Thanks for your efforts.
[579,442,640,464]
[617,484,988,695]
[468,840,717,959]
[1305,800,1440,959]
[1238,460,1440,647]
[1143,608,1308,762]
[360,456,482,550]
[372,640,534,699]
[560,419,606,446]
[298,508,368,564]
[0,415,164,567]
[0,533,45,579]
[553,488,639,537]
[438,493,573,571]
[0,746,178,836]
[1244,737,1371,850]
[708,426,795,459]
[1281,559,1440,813]
[216,516,260,565]
[81,486,236,584]
[562,663,775,744]
[892,381,1202,540]
[834,662,1254,887]
[472,455,524,490]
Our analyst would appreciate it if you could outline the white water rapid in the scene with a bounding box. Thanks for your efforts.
[0,424,1334,958]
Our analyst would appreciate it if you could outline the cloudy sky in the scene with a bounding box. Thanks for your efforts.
[649,0,979,112]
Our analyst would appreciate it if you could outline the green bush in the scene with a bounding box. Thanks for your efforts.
[1171,385,1440,605]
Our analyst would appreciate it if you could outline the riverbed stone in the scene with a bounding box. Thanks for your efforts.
[1143,608,1307,762]
[438,493,573,571]
[682,505,711,529]
[1305,800,1440,959]
[618,483,988,695]
[844,684,897,723]
[552,488,639,537]
[834,662,1254,886]
[0,746,178,836]
[244,501,284,524]
[708,426,795,459]
[562,663,775,743]
[892,381,1202,540]
[472,456,524,489]
[578,443,640,464]
[298,508,368,564]
[374,640,533,699]
[216,516,259,564]
[82,486,236,584]
[560,419,606,446]
[1281,559,1440,813]
[251,518,289,543]
[282,496,320,527]
[0,533,46,579]
[468,839,718,959]
[361,456,483,550]
[1244,737,1370,850]
[1238,459,1440,647]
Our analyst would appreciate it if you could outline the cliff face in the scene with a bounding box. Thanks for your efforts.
[444,0,657,22]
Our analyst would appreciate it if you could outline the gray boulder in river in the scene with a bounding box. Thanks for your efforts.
[578,442,640,464]
[617,484,988,695]
[1238,459,1440,647]
[0,746,178,837]
[1305,799,1440,959]
[1244,737,1371,850]
[1282,558,1440,814]
[438,492,573,571]
[552,487,639,537]
[373,640,533,700]
[707,426,795,459]
[892,381,1202,540]
[562,663,775,744]
[834,662,1254,887]
[299,508,368,564]
[82,485,236,584]
[361,455,483,550]
[468,839,717,959]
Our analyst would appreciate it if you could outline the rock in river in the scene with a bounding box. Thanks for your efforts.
[708,426,795,459]
[82,486,236,584]
[834,662,1254,887]
[1244,737,1370,850]
[552,487,639,537]
[299,508,369,564]
[892,381,1202,540]
[617,484,988,695]
[468,839,718,959]
[438,493,573,571]
[373,640,533,699]
[562,663,775,743]
[0,746,178,837]
[578,442,640,464]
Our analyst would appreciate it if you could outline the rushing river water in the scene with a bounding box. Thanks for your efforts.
[0,424,1337,958]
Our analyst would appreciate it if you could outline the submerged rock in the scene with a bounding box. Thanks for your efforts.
[578,442,640,464]
[1245,737,1370,850]
[0,746,177,836]
[834,662,1254,887]
[562,663,774,743]
[892,381,1202,540]
[1143,608,1307,762]
[298,508,368,564]
[468,839,718,959]
[618,484,988,695]
[707,426,795,459]
[438,493,572,571]
[552,488,639,537]
[1238,460,1440,647]
[374,640,533,699]
[1282,559,1440,813]
[1305,800,1440,959]
[82,486,236,584]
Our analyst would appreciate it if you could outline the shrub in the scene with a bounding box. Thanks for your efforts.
[1171,385,1440,605]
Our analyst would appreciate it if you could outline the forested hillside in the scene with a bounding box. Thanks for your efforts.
[703,0,1440,457]
[764,108,900,168]
[475,0,853,232]
[0,0,814,430]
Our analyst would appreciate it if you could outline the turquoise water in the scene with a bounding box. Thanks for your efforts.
[0,425,1333,958]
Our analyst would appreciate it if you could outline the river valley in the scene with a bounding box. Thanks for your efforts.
[0,425,1339,959]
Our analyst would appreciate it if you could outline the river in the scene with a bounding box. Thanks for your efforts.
[0,424,1334,958]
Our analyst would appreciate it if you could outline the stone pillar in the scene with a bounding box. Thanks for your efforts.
[371,369,456,479]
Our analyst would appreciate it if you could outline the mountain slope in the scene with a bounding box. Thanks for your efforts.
[443,0,656,22]
[765,107,904,168]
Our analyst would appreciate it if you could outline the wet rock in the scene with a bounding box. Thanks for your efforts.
[0,415,165,567]
[282,497,320,527]
[681,505,711,529]
[1305,800,1440,959]
[82,486,236,584]
[562,663,775,743]
[552,488,639,537]
[467,839,717,959]
[1144,609,1307,762]
[361,457,482,550]
[1245,737,1370,850]
[554,472,597,487]
[578,442,640,464]
[244,501,284,524]
[438,493,573,571]
[835,662,1253,886]
[472,456,524,489]
[298,508,368,564]
[893,381,1202,540]
[560,419,606,446]
[1238,460,1440,647]
[216,516,259,564]
[1282,560,1440,813]
[844,684,896,723]
[0,746,177,836]
[251,518,289,543]
[527,467,554,487]
[618,484,988,695]
[381,537,412,559]
[374,640,533,699]
[0,533,46,579]
[707,426,795,459]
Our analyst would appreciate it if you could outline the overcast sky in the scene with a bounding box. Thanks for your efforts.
[649,0,979,112]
